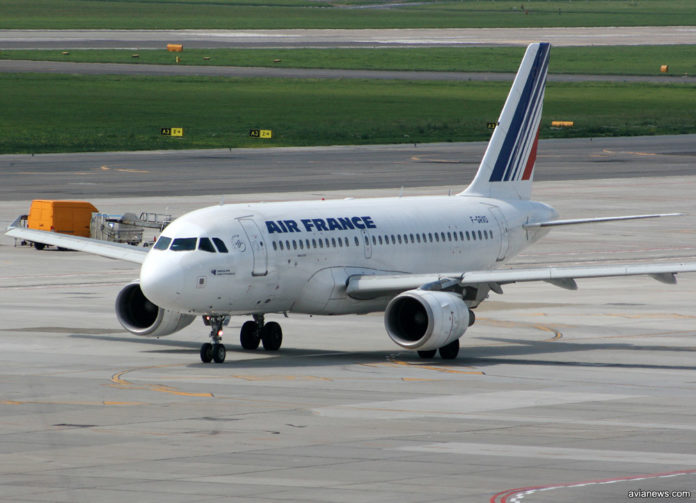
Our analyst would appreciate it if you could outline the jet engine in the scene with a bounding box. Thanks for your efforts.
[384,289,472,351]
[115,283,195,337]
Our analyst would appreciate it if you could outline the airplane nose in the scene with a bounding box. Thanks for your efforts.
[140,255,184,309]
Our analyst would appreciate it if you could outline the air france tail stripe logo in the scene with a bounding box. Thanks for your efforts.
[521,128,540,181]
[489,43,549,183]
[492,43,548,182]
[497,46,548,182]
[506,53,547,182]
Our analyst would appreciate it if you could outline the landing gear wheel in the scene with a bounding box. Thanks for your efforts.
[212,343,226,363]
[200,342,213,363]
[417,349,437,359]
[34,242,45,250]
[240,321,261,350]
[438,339,460,360]
[203,315,227,363]
[261,321,283,351]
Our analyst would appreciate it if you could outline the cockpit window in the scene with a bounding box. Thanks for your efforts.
[198,237,216,253]
[154,236,172,250]
[212,238,228,253]
[170,237,197,251]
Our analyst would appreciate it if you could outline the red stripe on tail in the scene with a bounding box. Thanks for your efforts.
[521,128,540,181]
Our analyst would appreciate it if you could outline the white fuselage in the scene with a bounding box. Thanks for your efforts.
[139,193,556,317]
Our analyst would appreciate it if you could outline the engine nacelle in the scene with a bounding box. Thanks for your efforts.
[384,290,471,351]
[115,283,195,337]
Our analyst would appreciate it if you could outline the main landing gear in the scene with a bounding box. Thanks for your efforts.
[199,314,284,364]
[417,338,460,360]
[240,314,283,352]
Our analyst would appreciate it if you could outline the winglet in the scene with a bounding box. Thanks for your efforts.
[461,42,550,200]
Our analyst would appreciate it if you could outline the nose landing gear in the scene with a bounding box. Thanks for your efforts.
[200,315,228,364]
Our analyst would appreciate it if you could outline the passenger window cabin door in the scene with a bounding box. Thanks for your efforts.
[487,205,510,262]
[237,217,268,276]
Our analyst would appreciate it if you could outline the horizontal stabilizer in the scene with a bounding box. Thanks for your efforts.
[524,213,684,228]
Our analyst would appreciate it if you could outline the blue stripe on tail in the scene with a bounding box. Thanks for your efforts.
[489,43,550,183]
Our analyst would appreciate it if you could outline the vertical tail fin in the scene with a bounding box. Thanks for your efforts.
[461,42,550,200]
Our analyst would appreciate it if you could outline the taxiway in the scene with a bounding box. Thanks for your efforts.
[2,27,696,49]
[1,138,695,502]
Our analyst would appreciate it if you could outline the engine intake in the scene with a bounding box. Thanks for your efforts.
[384,289,470,351]
[116,283,195,337]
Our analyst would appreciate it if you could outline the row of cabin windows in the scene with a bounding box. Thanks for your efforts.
[272,229,494,252]
[154,236,229,253]
[274,236,355,251]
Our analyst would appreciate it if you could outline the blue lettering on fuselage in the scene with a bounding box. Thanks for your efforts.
[265,216,377,234]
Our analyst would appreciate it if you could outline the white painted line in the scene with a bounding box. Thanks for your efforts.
[314,390,635,419]
[401,442,696,465]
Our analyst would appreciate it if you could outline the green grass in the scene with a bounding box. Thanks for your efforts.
[1,0,694,29]
[1,74,694,154]
[2,46,695,76]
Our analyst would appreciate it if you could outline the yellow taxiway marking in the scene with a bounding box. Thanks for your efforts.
[227,374,331,382]
[532,323,563,340]
[478,318,563,341]
[602,148,657,157]
[410,155,459,164]
[366,360,484,375]
[111,365,214,398]
[387,360,484,375]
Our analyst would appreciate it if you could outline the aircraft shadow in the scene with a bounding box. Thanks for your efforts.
[460,336,696,371]
[68,332,696,372]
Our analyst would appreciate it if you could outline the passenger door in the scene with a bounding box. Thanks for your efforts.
[487,206,510,262]
[237,217,268,276]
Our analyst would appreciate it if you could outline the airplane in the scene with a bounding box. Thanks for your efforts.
[7,42,696,364]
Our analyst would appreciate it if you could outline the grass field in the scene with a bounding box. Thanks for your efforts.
[1,74,693,154]
[2,46,695,76]
[2,0,695,29]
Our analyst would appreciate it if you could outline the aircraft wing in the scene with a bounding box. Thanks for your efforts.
[5,227,148,264]
[346,262,696,299]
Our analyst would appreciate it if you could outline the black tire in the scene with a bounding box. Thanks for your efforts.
[261,321,283,351]
[200,342,213,363]
[438,339,460,360]
[417,349,437,359]
[212,343,226,363]
[34,242,45,250]
[240,321,260,350]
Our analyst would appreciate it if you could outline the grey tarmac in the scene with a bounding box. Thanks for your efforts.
[1,27,696,49]
[1,137,695,502]
[1,134,695,201]
[2,59,695,84]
